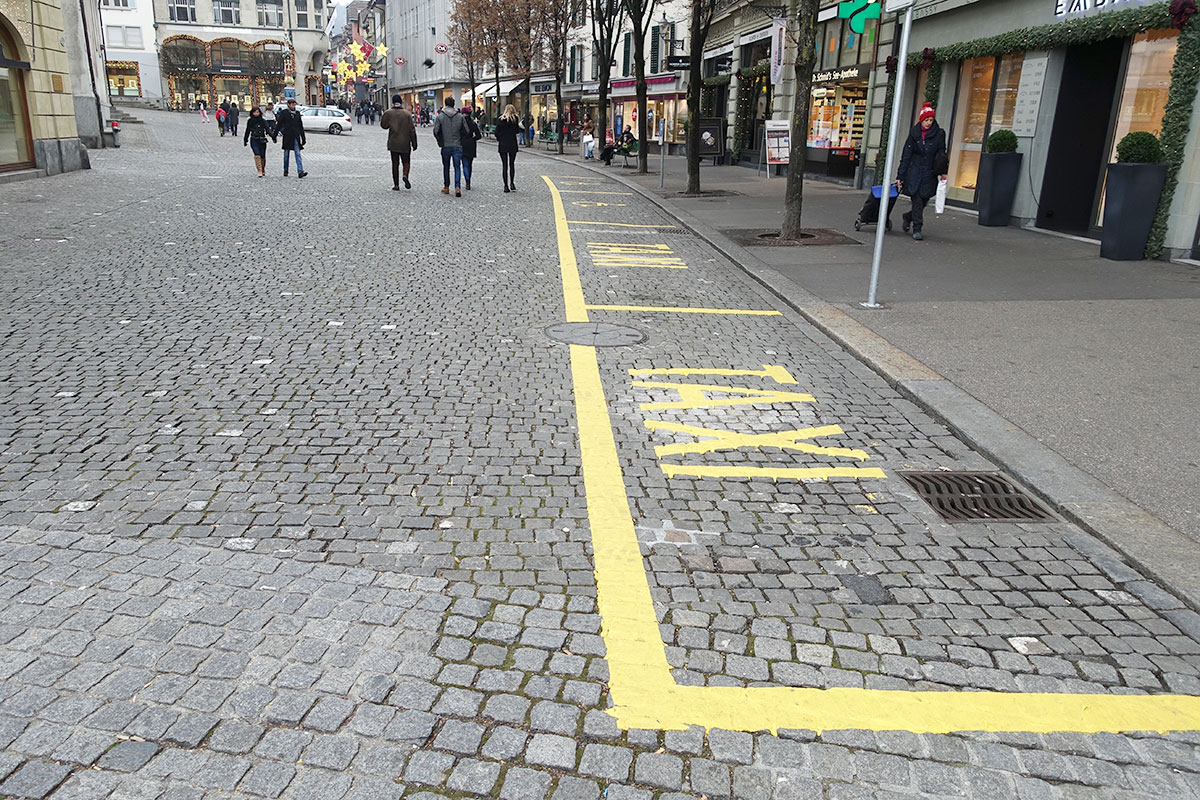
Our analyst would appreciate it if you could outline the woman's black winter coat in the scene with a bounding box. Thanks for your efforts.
[896,121,948,200]
[462,116,482,159]
[495,118,520,154]
[243,115,272,144]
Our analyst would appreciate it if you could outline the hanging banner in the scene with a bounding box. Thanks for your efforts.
[770,18,787,85]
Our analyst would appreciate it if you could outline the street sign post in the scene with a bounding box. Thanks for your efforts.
[862,1,915,309]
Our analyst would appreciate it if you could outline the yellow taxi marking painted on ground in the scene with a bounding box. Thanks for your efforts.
[630,365,799,384]
[587,304,780,316]
[587,242,687,269]
[572,201,628,207]
[559,190,636,195]
[541,175,1200,734]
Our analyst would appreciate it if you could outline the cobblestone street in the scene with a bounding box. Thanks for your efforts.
[4,109,1200,798]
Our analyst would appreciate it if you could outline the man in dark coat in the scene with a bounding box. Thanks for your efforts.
[380,95,417,190]
[896,102,948,241]
[219,99,231,134]
[275,99,308,178]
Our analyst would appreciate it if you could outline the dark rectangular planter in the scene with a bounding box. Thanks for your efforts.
[1100,162,1168,260]
[977,151,1023,227]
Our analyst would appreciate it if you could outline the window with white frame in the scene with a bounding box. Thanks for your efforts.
[257,0,283,26]
[167,0,195,21]
[101,0,133,8]
[105,25,143,48]
[212,0,240,24]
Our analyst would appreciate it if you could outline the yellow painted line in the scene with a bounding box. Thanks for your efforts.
[587,304,781,316]
[543,170,1200,735]
[559,190,636,195]
[567,221,677,228]
[629,366,798,384]
[543,176,589,323]
[660,464,888,481]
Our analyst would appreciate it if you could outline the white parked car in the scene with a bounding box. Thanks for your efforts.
[297,106,353,135]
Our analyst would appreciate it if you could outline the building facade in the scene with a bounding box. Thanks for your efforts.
[154,0,328,110]
[385,0,464,119]
[101,0,163,102]
[877,0,1200,258]
[0,0,90,173]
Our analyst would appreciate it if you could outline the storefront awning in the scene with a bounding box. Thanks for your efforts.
[468,79,525,98]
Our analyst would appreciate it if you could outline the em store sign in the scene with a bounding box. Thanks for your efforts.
[1054,0,1149,16]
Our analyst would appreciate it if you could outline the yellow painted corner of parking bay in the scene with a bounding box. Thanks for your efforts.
[601,679,1200,735]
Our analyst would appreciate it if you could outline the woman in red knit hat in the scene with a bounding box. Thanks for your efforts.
[895,102,948,241]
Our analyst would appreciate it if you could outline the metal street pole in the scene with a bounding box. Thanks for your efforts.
[660,16,670,189]
[862,2,915,309]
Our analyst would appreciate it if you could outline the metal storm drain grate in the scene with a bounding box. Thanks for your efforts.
[900,471,1057,524]
[544,322,647,347]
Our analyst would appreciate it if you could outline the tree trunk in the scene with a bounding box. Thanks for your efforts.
[493,54,502,118]
[780,1,818,240]
[555,73,564,154]
[598,61,612,152]
[685,4,706,194]
[633,30,648,174]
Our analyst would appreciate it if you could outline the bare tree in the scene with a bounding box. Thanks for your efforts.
[248,49,287,98]
[779,0,819,240]
[541,0,575,152]
[623,0,658,173]
[503,0,540,123]
[684,0,718,194]
[447,12,486,110]
[589,0,624,151]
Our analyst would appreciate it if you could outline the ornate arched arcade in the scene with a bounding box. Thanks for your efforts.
[161,35,296,110]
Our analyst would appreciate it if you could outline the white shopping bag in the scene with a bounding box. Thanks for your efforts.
[934,177,948,215]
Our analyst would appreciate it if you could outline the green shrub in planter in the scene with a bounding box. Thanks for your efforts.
[986,129,1018,154]
[1102,131,1167,259]
[1116,131,1163,164]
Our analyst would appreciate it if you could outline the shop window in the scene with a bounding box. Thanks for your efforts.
[822,20,840,70]
[990,52,1023,130]
[213,41,247,70]
[947,57,994,201]
[167,0,196,21]
[1098,28,1178,220]
[0,28,32,169]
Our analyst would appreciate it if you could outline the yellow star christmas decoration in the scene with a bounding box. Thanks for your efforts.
[376,44,388,58]
[348,42,363,58]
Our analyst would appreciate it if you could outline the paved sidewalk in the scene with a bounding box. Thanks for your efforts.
[538,147,1200,573]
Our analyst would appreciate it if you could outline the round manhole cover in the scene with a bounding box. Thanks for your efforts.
[544,322,647,347]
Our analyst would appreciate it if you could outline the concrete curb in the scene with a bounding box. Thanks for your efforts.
[532,149,1200,611]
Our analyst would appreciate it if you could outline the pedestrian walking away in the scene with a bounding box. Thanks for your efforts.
[198,98,209,123]
[896,102,948,242]
[460,106,482,191]
[219,99,231,135]
[215,106,227,136]
[495,103,521,193]
[275,99,308,178]
[227,103,240,137]
[243,105,274,178]
[433,96,469,197]
[380,95,418,190]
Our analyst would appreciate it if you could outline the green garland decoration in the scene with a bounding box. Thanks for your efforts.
[701,74,729,118]
[923,61,943,107]
[873,74,896,182]
[901,1,1200,259]
[1146,18,1199,258]
[732,59,771,162]
[905,2,1172,66]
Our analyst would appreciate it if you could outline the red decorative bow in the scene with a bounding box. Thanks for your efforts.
[885,55,898,75]
[920,48,936,69]
[1170,0,1195,27]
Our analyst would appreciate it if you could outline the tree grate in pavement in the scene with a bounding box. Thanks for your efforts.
[900,471,1057,523]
